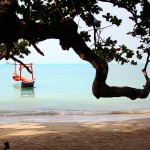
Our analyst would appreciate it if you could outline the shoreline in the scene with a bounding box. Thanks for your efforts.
[0,118,150,150]
[0,113,150,125]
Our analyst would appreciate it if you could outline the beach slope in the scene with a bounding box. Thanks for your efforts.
[0,118,150,150]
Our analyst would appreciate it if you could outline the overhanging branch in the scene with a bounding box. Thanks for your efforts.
[31,42,44,56]
[10,55,32,73]
[59,29,150,100]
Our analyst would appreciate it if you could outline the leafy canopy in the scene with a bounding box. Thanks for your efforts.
[1,0,150,65]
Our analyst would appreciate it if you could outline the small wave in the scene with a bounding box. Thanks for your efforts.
[0,111,60,117]
[0,109,150,117]
[0,110,107,116]
[109,109,150,115]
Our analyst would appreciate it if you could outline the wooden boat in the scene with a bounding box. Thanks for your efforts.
[12,62,35,89]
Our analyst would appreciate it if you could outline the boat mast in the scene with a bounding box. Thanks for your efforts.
[30,63,34,80]
[20,64,22,80]
[14,61,17,74]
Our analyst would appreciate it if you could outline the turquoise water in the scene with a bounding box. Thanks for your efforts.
[0,64,149,123]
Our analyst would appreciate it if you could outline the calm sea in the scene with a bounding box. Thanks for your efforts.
[0,64,149,123]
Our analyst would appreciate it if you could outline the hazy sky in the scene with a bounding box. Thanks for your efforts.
[1,2,145,64]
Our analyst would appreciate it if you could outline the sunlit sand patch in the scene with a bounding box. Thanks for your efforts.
[0,123,46,130]
[79,121,146,132]
[6,130,58,136]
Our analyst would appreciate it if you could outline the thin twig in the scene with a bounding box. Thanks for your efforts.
[100,24,113,30]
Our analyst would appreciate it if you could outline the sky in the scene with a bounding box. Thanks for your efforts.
[1,2,145,64]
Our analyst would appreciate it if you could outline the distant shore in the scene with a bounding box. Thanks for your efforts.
[0,118,150,150]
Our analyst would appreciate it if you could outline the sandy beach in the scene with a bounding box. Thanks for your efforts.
[0,118,150,150]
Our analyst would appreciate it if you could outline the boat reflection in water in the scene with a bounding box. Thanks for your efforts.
[21,88,35,96]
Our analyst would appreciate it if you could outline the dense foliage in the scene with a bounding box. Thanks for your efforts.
[15,0,150,64]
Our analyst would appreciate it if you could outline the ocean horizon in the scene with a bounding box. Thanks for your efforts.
[0,63,149,124]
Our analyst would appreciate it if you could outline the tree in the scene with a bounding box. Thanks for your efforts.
[0,0,150,100]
